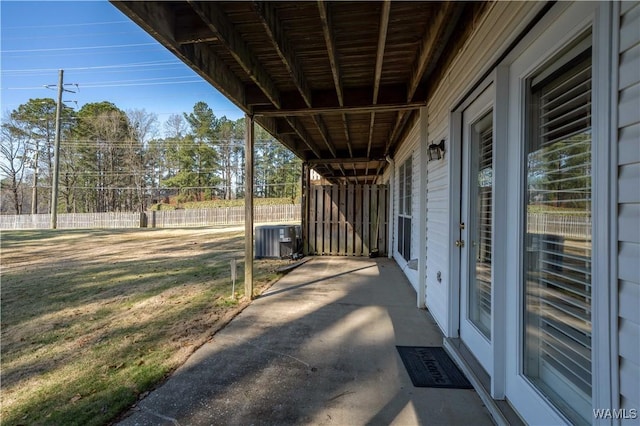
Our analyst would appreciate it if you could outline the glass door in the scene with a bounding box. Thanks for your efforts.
[460,86,494,374]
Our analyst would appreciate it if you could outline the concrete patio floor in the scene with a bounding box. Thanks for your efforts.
[118,256,494,426]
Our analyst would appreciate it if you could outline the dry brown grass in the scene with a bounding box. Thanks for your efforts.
[0,227,289,425]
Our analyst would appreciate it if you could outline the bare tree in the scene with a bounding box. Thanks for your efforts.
[127,109,158,210]
[1,116,29,214]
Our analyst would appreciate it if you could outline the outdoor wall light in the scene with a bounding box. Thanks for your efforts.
[428,139,445,161]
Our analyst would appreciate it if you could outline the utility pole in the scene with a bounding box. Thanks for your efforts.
[46,70,77,228]
[50,70,64,229]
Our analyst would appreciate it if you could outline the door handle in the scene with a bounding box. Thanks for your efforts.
[455,240,465,248]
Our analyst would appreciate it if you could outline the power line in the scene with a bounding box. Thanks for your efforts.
[2,20,131,30]
[2,31,143,42]
[1,60,181,74]
[2,42,159,54]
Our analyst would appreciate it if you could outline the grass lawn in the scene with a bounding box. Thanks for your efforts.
[0,227,289,426]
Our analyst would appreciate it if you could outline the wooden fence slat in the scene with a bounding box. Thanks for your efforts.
[370,185,378,254]
[338,185,346,255]
[323,186,331,255]
[355,185,362,256]
[308,186,316,254]
[380,186,387,255]
[363,184,370,256]
[347,185,354,256]
[331,185,338,255]
[316,187,323,254]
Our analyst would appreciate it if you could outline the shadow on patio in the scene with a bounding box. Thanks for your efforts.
[117,257,493,426]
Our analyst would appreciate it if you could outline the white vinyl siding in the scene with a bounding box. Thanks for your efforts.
[617,0,640,413]
[423,1,545,335]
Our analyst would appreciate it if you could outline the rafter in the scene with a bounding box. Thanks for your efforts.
[407,2,455,102]
[317,0,343,106]
[286,117,322,159]
[367,0,391,159]
[373,0,391,105]
[308,157,374,165]
[254,101,425,117]
[253,2,312,108]
[311,115,337,158]
[384,2,456,157]
[318,0,353,158]
[253,2,340,164]
[185,1,328,161]
[187,1,281,108]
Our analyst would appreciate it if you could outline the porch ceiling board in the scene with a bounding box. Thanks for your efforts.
[110,0,483,177]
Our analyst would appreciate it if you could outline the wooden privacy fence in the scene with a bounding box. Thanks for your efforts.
[305,185,388,256]
[0,204,300,230]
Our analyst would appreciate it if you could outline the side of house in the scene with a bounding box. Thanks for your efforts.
[389,1,639,424]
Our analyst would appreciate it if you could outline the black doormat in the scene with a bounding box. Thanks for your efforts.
[396,346,473,389]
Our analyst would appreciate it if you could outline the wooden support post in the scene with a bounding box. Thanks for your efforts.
[302,162,310,255]
[245,114,254,300]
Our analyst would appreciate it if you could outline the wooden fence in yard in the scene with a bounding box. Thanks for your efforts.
[0,204,300,230]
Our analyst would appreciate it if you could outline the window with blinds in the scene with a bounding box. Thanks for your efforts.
[470,115,493,338]
[398,157,412,261]
[523,36,592,425]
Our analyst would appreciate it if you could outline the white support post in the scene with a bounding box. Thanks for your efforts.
[417,107,428,308]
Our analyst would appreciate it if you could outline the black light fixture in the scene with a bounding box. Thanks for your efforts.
[428,139,445,161]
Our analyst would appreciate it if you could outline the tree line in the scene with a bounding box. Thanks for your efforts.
[1,99,301,214]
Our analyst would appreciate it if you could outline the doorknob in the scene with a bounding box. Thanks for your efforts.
[455,240,465,248]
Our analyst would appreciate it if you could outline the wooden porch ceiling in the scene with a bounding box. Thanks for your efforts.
[111,1,486,184]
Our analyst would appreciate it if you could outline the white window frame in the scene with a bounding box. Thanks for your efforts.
[503,2,614,424]
[397,155,412,261]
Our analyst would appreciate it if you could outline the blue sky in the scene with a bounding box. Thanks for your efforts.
[1,0,244,131]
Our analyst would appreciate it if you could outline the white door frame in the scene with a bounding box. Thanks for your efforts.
[459,84,495,375]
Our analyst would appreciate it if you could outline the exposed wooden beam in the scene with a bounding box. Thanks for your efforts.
[317,0,343,106]
[318,0,353,159]
[180,43,246,110]
[385,3,459,157]
[368,0,391,159]
[111,1,247,112]
[286,117,322,159]
[254,101,426,117]
[341,114,353,158]
[308,157,375,165]
[373,0,391,105]
[311,115,337,158]
[185,1,324,163]
[253,2,312,108]
[175,25,219,45]
[252,2,340,163]
[247,83,408,110]
[329,170,382,179]
[407,2,455,102]
[187,1,281,108]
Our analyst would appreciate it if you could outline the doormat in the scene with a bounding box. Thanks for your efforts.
[396,346,473,389]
